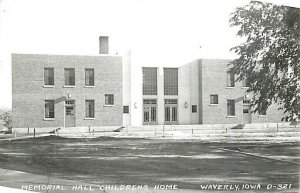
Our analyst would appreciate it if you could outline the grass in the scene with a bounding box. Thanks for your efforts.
[0,136,299,191]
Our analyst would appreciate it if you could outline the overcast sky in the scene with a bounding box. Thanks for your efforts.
[0,0,299,109]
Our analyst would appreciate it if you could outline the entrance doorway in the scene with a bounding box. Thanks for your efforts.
[65,100,75,127]
[165,99,178,124]
[243,105,252,124]
[143,99,157,125]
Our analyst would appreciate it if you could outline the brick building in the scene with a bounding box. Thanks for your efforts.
[12,53,123,129]
[123,53,286,126]
[12,37,286,130]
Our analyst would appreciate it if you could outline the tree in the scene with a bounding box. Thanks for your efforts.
[229,1,300,122]
[0,111,12,131]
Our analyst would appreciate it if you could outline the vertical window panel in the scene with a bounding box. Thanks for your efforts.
[164,68,178,95]
[85,69,94,86]
[44,68,54,86]
[227,72,235,87]
[65,68,75,86]
[227,100,235,116]
[85,100,95,118]
[143,68,157,95]
[45,100,55,118]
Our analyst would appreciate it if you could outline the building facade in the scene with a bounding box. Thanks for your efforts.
[123,55,286,126]
[12,37,287,129]
[12,53,123,129]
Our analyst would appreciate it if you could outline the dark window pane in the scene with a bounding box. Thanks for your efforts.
[85,100,95,118]
[164,68,178,95]
[143,68,157,95]
[227,72,235,87]
[45,100,54,118]
[105,94,114,105]
[210,95,218,104]
[85,69,94,86]
[192,105,197,113]
[44,68,54,85]
[123,106,129,113]
[65,68,75,86]
[227,100,235,116]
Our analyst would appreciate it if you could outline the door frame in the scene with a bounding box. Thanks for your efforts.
[143,99,157,125]
[65,99,76,127]
[164,99,178,125]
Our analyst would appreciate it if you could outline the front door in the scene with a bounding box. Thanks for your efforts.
[143,99,157,125]
[65,100,75,127]
[243,105,252,124]
[165,99,178,124]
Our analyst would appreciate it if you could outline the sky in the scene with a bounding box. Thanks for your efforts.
[0,0,299,109]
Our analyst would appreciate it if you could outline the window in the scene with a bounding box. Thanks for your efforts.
[227,100,235,116]
[44,68,54,86]
[85,69,94,86]
[210,95,219,104]
[143,68,157,95]
[243,108,250,113]
[123,106,129,113]
[227,71,235,87]
[242,77,250,87]
[192,105,197,113]
[65,68,75,86]
[45,100,54,118]
[243,99,251,104]
[85,100,95,118]
[99,36,109,54]
[164,68,178,95]
[105,94,114,105]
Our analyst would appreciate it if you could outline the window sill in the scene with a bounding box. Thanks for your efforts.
[84,86,95,88]
[258,115,267,117]
[241,87,249,89]
[226,87,235,89]
[64,85,75,88]
[43,85,55,88]
[226,116,236,118]
[43,118,55,121]
[104,105,114,107]
[84,118,95,120]
[209,104,219,106]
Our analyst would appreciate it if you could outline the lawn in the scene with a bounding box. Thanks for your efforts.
[0,136,299,192]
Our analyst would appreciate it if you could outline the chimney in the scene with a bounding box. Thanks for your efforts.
[99,36,109,54]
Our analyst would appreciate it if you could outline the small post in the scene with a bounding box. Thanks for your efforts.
[155,127,156,136]
[89,126,91,133]
[192,128,193,135]
[34,128,36,138]
[27,127,29,134]
[277,123,279,132]
[226,128,228,134]
[92,129,94,135]
[14,131,17,138]
[163,125,165,137]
